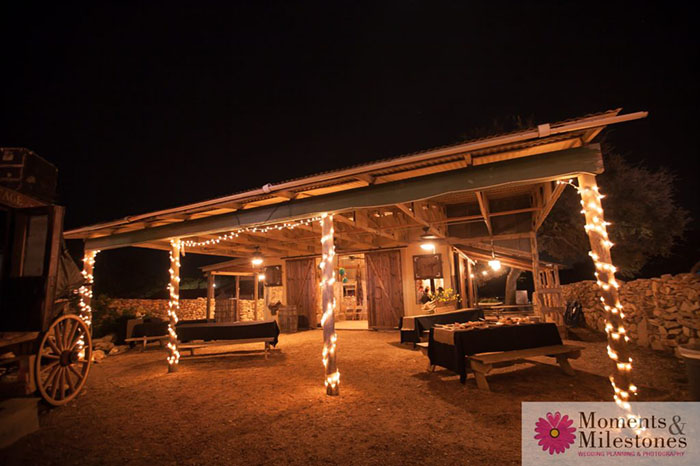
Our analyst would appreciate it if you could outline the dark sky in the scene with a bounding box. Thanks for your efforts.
[1,1,697,295]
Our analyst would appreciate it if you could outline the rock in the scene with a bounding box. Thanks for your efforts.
[92,350,106,363]
[93,341,114,352]
[108,345,128,355]
[651,340,666,351]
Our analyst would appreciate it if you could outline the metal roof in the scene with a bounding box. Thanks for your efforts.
[65,109,647,240]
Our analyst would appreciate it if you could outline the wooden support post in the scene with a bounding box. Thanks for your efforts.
[235,275,240,321]
[167,240,181,373]
[530,233,541,313]
[466,258,475,307]
[78,249,99,328]
[206,273,215,320]
[320,214,339,395]
[577,174,634,406]
[456,253,467,309]
[254,272,260,320]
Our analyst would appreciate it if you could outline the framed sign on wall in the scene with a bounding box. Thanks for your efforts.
[413,254,443,280]
[263,265,283,286]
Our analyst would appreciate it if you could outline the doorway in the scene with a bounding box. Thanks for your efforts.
[335,254,368,330]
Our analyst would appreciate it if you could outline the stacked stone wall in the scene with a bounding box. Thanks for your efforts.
[561,273,700,352]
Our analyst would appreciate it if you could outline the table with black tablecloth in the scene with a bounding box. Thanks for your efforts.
[399,308,485,344]
[428,322,562,383]
[131,319,280,346]
[177,319,280,346]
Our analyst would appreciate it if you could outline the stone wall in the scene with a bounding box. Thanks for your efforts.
[108,297,265,322]
[561,273,700,352]
[108,298,209,321]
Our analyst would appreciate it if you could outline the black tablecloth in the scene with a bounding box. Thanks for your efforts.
[177,320,280,346]
[428,322,562,382]
[399,308,484,344]
[132,320,168,338]
[132,319,280,346]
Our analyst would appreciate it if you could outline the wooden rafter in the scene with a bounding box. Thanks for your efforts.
[395,202,444,238]
[448,232,532,245]
[334,212,401,243]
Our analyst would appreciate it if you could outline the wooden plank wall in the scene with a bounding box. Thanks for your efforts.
[366,250,404,329]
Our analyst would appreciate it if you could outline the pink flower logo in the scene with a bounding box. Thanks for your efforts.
[534,412,576,455]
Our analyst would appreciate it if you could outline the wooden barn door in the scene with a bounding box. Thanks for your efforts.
[366,250,404,329]
[286,258,317,329]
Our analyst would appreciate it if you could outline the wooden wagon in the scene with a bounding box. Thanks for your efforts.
[0,148,91,406]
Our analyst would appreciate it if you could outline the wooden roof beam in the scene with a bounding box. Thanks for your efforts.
[474,191,493,236]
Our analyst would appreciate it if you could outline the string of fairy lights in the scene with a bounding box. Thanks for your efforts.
[319,213,340,395]
[181,216,323,248]
[559,178,639,427]
[77,249,99,327]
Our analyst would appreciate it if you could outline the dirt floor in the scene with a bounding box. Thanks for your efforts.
[0,329,692,466]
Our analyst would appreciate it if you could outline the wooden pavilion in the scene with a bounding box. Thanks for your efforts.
[65,108,647,396]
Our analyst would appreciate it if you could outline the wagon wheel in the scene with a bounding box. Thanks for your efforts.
[35,314,93,406]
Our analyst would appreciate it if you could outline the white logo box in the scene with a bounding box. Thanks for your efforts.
[522,402,700,465]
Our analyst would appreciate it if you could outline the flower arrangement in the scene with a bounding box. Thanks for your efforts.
[430,288,459,304]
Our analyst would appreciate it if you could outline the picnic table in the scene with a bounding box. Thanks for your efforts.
[428,322,581,388]
[399,308,484,344]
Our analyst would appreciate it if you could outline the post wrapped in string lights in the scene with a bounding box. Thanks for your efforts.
[167,239,182,372]
[319,213,339,395]
[78,249,99,327]
[559,175,637,413]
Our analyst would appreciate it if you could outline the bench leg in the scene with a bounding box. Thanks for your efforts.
[141,337,147,351]
[556,355,575,376]
[473,371,490,391]
[264,342,270,360]
[469,359,493,391]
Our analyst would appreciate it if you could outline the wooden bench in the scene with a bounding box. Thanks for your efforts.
[124,335,168,351]
[467,344,584,391]
[179,338,275,359]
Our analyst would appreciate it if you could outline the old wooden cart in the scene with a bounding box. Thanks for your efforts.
[0,148,91,406]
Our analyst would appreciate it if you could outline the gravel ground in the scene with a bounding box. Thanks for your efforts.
[0,329,691,466]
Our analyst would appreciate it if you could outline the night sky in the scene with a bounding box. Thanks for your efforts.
[1,2,697,296]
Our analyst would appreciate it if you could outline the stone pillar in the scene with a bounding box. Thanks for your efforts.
[167,240,181,373]
[577,174,635,407]
[320,214,339,395]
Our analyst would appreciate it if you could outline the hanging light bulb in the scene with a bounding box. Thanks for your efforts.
[251,247,263,266]
[258,273,266,281]
[420,226,438,252]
